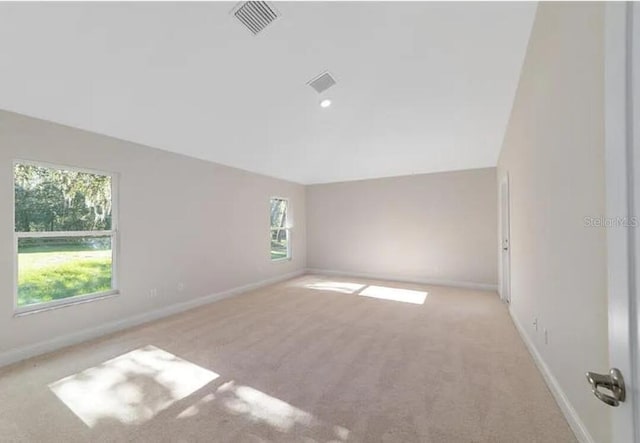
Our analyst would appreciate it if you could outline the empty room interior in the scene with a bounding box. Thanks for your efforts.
[1,1,639,443]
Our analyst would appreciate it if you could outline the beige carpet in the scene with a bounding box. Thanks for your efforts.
[0,275,576,442]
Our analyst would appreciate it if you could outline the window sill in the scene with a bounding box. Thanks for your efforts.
[14,290,120,318]
[271,257,292,263]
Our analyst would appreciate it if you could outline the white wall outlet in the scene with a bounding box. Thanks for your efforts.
[150,288,158,298]
[177,282,185,292]
[533,317,538,331]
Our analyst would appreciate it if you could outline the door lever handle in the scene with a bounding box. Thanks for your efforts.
[585,368,625,407]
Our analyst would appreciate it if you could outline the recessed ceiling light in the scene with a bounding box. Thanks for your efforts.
[320,99,332,108]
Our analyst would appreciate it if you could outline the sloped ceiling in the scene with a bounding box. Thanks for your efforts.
[0,2,536,184]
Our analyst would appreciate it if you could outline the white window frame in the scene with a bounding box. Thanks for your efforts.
[270,196,291,262]
[13,159,119,315]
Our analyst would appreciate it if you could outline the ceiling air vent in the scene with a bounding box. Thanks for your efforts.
[232,1,279,36]
[307,71,337,94]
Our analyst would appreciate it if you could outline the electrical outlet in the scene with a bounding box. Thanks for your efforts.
[150,288,158,298]
[544,328,549,345]
[533,318,538,332]
[177,282,185,292]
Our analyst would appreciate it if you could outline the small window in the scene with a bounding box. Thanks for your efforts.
[14,161,117,313]
[270,197,291,261]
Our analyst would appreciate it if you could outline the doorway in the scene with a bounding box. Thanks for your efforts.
[602,3,639,441]
[499,173,511,304]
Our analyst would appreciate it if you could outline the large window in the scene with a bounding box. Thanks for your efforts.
[270,197,290,261]
[14,161,117,313]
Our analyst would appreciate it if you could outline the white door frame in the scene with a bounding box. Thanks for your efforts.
[499,173,511,304]
[604,3,639,442]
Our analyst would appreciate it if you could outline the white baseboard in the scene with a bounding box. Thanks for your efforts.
[305,268,498,292]
[0,270,305,368]
[509,309,595,443]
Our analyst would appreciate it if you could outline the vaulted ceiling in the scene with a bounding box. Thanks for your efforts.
[0,2,536,184]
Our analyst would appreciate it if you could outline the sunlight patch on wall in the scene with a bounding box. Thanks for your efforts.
[49,345,218,427]
[304,281,366,294]
[359,285,427,305]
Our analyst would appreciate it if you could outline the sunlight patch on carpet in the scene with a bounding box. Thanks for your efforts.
[216,381,313,432]
[176,393,216,419]
[359,285,427,304]
[304,281,366,294]
[175,380,350,440]
[49,345,218,427]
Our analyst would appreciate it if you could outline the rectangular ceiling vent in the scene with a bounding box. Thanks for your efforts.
[233,1,279,36]
[307,71,337,94]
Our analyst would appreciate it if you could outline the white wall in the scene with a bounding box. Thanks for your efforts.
[0,110,306,360]
[498,3,609,442]
[306,168,498,288]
